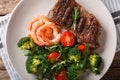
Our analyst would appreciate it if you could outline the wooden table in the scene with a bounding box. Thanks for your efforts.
[0,0,120,80]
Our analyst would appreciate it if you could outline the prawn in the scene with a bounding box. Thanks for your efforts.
[28,15,61,46]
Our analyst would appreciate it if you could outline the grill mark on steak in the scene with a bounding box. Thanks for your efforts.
[48,0,102,49]
[77,17,86,32]
[62,6,74,27]
[56,0,71,26]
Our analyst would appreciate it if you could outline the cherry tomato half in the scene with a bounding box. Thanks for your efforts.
[61,31,76,46]
[54,69,67,80]
[48,52,62,63]
[78,44,86,52]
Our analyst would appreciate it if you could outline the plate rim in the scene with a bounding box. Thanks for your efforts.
[5,0,117,80]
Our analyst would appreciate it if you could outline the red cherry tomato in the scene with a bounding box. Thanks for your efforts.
[78,44,86,52]
[48,52,62,63]
[54,69,67,80]
[61,31,76,46]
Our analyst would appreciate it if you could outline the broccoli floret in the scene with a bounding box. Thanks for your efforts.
[69,55,80,62]
[89,53,102,74]
[68,47,81,62]
[26,55,41,73]
[17,37,35,50]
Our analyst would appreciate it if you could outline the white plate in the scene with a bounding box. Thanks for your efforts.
[6,0,117,80]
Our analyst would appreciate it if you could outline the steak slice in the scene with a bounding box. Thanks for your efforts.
[48,0,74,27]
[48,0,102,49]
[76,14,101,49]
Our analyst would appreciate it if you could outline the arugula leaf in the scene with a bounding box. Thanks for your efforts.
[45,44,59,52]
[68,45,81,55]
[37,52,53,80]
[51,61,67,72]
[67,63,79,80]
[79,44,90,70]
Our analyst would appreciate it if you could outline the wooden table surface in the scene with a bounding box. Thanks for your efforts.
[0,0,120,80]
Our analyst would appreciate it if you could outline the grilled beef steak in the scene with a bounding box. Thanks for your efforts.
[48,0,102,49]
